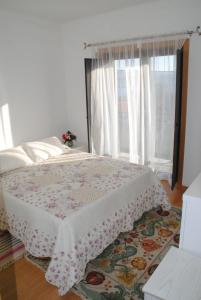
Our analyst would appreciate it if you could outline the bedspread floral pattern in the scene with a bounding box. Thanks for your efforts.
[46,183,169,295]
[0,153,170,295]
[2,155,150,219]
[0,210,57,257]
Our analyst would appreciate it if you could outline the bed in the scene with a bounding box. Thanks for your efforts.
[0,150,170,295]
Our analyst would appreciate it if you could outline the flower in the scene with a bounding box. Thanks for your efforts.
[158,228,173,237]
[113,245,124,254]
[164,220,179,229]
[129,230,139,239]
[117,270,137,286]
[142,239,161,252]
[156,207,170,216]
[86,271,105,285]
[125,237,133,244]
[99,259,111,268]
[131,257,147,270]
[61,130,76,147]
[62,133,68,141]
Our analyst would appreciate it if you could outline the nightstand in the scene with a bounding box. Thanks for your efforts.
[73,144,88,152]
[143,246,201,300]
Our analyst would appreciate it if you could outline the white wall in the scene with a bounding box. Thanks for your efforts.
[61,0,201,186]
[0,10,66,147]
[184,35,201,186]
[0,1,200,186]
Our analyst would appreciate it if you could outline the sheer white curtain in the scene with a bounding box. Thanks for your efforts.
[90,37,186,178]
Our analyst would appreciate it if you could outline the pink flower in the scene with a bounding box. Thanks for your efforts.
[62,133,67,141]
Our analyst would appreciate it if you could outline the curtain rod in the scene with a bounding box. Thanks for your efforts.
[84,26,201,49]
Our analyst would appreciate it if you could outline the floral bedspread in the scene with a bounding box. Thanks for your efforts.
[0,151,170,295]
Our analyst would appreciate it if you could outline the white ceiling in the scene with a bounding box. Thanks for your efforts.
[0,0,152,23]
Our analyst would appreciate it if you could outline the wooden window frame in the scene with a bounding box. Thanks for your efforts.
[177,40,189,185]
[84,40,189,186]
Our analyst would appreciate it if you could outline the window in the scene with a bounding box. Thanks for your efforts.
[0,103,13,150]
[115,55,176,162]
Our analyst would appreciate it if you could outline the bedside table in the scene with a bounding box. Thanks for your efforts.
[143,246,201,300]
[73,144,88,152]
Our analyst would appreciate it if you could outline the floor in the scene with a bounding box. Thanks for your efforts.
[161,180,186,209]
[0,181,184,300]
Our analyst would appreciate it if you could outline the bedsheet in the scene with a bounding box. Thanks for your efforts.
[0,152,170,295]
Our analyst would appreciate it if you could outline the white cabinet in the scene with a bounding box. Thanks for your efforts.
[143,246,201,300]
[143,173,201,300]
[144,295,161,300]
[179,172,201,257]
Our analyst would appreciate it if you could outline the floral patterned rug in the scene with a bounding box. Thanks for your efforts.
[25,207,181,300]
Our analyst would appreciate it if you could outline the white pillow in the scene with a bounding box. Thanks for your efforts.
[42,136,70,152]
[0,146,33,174]
[23,136,70,163]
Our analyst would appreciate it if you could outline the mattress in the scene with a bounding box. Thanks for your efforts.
[0,151,170,295]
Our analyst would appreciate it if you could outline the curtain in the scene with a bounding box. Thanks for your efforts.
[90,37,186,179]
[172,48,184,189]
[85,59,92,152]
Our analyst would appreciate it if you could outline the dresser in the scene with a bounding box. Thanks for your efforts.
[143,172,201,299]
[143,246,201,300]
[179,172,201,257]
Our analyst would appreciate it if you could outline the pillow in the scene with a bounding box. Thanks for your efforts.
[42,136,70,153]
[23,136,70,163]
[0,146,33,174]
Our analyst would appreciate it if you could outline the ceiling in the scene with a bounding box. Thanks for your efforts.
[0,0,151,23]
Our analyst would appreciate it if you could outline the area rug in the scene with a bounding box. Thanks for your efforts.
[25,207,181,300]
[0,230,25,271]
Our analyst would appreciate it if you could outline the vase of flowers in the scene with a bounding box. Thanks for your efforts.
[62,130,76,147]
